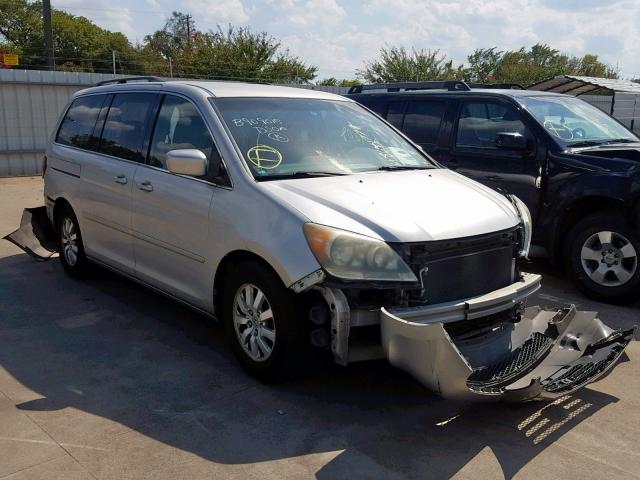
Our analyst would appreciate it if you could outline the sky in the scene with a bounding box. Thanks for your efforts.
[51,0,640,80]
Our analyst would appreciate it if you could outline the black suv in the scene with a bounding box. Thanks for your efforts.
[347,81,640,302]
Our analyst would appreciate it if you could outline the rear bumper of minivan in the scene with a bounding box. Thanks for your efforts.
[381,276,634,401]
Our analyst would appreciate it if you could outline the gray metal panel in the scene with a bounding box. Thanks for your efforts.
[0,79,80,176]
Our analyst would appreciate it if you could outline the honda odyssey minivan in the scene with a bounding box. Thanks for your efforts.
[29,77,632,401]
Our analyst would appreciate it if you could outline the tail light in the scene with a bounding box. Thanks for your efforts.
[42,155,47,178]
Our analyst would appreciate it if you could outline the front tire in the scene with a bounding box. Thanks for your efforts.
[57,205,90,278]
[223,260,311,381]
[564,211,640,302]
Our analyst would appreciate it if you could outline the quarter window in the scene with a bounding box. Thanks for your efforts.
[99,93,157,162]
[402,101,446,145]
[148,95,216,175]
[456,101,529,148]
[56,95,105,149]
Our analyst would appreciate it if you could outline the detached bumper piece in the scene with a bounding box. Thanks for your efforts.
[381,276,634,402]
[3,206,56,260]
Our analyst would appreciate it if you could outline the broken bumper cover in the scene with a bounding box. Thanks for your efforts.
[3,206,56,260]
[381,275,634,402]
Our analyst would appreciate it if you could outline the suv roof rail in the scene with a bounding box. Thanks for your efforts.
[467,82,525,90]
[94,76,165,87]
[347,80,471,94]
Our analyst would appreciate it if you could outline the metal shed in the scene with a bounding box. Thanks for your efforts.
[528,75,640,135]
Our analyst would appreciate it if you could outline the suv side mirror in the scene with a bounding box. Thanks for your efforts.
[166,149,208,176]
[495,132,529,151]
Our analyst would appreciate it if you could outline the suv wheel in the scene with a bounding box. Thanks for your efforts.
[223,260,311,381]
[57,205,90,278]
[564,211,640,302]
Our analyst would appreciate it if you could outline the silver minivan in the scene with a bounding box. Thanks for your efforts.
[29,77,632,401]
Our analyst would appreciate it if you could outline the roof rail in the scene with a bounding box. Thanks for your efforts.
[348,80,471,94]
[94,76,164,87]
[467,82,525,90]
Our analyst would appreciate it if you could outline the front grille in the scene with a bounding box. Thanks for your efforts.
[542,344,624,393]
[467,333,553,389]
[402,227,519,305]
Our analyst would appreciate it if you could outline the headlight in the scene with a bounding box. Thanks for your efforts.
[303,223,417,282]
[508,195,532,258]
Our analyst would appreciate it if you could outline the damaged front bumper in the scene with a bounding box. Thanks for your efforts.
[381,274,634,401]
[3,206,56,260]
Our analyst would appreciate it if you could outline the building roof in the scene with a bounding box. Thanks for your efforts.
[528,75,640,95]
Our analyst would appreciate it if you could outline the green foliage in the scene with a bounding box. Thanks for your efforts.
[317,77,361,87]
[465,44,618,85]
[141,19,317,82]
[0,0,142,73]
[359,46,465,83]
[0,4,316,82]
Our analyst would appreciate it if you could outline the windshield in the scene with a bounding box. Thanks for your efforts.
[517,95,638,147]
[212,98,433,179]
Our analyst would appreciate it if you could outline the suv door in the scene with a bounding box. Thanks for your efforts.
[131,94,223,307]
[79,92,158,274]
[449,99,541,219]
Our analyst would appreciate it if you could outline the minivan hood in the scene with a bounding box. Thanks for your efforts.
[260,169,519,242]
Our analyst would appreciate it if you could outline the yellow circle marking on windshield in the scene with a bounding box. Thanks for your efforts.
[247,145,282,170]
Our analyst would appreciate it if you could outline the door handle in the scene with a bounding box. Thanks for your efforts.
[114,174,128,185]
[137,180,154,192]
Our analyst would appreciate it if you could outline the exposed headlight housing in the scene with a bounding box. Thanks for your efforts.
[303,223,417,282]
[508,195,532,258]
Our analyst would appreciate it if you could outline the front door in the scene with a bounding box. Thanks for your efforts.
[131,94,218,307]
[449,99,542,219]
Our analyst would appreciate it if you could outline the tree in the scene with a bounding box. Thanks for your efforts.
[465,47,503,83]
[359,46,465,83]
[317,77,338,86]
[141,19,317,82]
[0,0,142,73]
[316,78,360,87]
[465,44,619,86]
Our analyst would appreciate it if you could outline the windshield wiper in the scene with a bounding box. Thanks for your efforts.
[374,165,433,172]
[569,140,605,148]
[601,138,638,145]
[570,138,638,148]
[255,171,348,181]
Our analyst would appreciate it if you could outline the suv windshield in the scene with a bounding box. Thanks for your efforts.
[517,95,639,147]
[212,98,433,179]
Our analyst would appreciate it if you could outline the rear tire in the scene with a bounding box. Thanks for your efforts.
[223,260,312,381]
[564,210,640,303]
[56,205,90,278]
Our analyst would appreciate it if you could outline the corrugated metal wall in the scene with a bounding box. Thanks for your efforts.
[0,70,129,176]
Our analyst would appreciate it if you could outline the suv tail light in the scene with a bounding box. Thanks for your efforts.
[42,155,47,178]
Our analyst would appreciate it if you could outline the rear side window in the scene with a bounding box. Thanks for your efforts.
[99,93,157,162]
[56,95,105,149]
[402,100,446,145]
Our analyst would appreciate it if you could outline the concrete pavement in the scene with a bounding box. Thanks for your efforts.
[0,176,639,479]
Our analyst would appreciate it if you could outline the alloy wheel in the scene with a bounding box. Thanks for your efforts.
[61,217,79,266]
[580,230,637,287]
[233,283,276,362]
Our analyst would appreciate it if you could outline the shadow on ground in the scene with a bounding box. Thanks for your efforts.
[0,252,636,478]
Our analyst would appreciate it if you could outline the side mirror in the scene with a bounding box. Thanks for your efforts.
[495,132,529,151]
[166,149,208,176]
